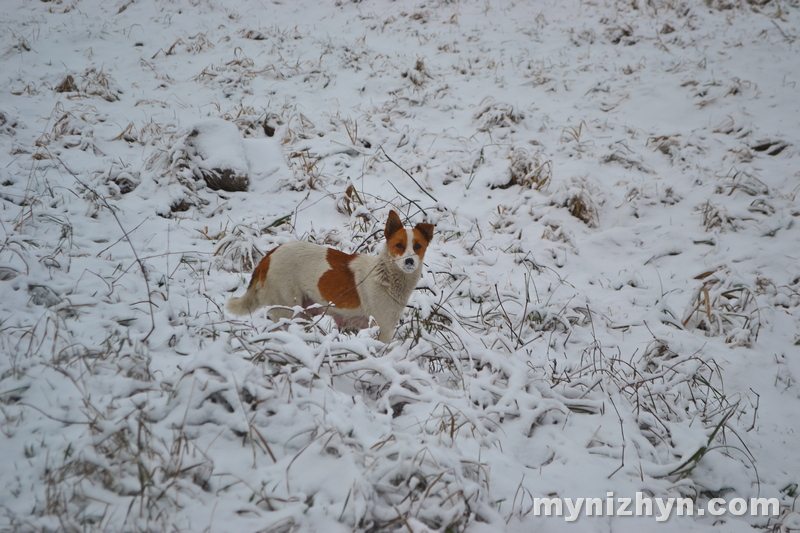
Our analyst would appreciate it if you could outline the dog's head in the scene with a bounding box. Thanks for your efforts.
[384,210,434,274]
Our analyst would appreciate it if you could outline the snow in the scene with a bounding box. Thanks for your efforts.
[186,118,250,178]
[1,0,799,531]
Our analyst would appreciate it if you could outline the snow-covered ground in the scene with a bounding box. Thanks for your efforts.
[1,0,799,531]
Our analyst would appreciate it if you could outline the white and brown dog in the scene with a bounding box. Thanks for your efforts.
[227,210,434,343]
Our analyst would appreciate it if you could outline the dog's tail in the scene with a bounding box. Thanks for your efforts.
[226,288,259,316]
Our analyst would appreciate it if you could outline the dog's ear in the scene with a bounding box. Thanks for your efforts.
[414,222,434,243]
[385,210,404,238]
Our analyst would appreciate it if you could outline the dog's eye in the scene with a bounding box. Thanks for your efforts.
[413,243,421,251]
[395,243,405,250]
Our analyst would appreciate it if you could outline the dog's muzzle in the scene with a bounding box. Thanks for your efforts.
[401,257,418,273]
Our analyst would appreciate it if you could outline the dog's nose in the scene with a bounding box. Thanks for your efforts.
[405,258,415,266]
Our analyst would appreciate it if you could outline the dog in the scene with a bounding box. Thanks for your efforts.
[227,210,434,343]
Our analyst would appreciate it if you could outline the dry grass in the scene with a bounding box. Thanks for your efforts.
[402,57,431,87]
[474,98,525,132]
[287,149,323,190]
[2,179,766,531]
[682,270,761,346]
[3,1,794,530]
[493,148,552,190]
[54,68,121,102]
[212,223,265,273]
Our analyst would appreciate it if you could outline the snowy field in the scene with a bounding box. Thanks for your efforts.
[1,0,799,531]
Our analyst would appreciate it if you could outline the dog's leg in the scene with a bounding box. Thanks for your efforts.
[377,328,394,343]
[268,306,295,324]
[375,316,395,343]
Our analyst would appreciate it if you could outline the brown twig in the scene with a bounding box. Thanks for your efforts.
[379,146,439,204]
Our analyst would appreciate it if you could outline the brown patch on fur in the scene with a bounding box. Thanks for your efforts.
[414,223,434,244]
[384,210,404,240]
[318,248,361,309]
[386,219,434,259]
[412,226,433,258]
[386,227,409,258]
[249,247,276,288]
